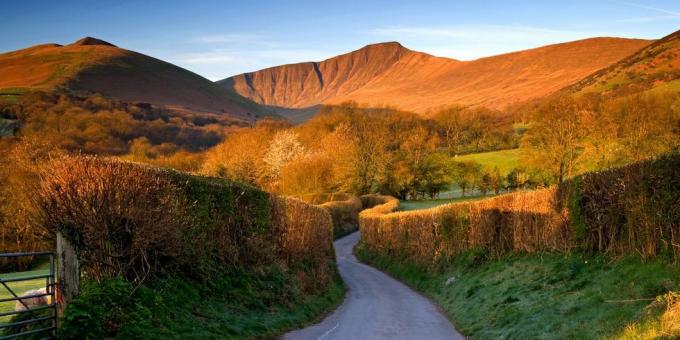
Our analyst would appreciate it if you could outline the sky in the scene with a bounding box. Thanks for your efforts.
[2,1,680,80]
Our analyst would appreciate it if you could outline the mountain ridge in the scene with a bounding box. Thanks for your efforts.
[221,37,652,117]
[0,37,269,120]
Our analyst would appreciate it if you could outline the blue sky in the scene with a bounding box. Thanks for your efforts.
[2,0,679,80]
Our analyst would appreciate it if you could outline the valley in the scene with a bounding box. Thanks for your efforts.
[0,8,679,339]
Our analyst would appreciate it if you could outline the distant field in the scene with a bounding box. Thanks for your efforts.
[454,148,520,173]
[400,195,492,211]
[0,262,51,323]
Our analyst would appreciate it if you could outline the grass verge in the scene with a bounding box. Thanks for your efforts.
[356,246,680,339]
[58,266,345,339]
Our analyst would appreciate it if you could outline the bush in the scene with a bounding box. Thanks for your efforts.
[38,156,334,287]
[319,194,363,238]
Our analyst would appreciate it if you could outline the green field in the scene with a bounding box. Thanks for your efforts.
[0,262,52,323]
[454,148,520,173]
[400,195,490,211]
[357,248,680,339]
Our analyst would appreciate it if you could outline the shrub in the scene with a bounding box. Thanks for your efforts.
[319,194,363,238]
[38,156,334,287]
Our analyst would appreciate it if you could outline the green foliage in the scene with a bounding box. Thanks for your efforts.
[357,247,680,339]
[60,270,345,339]
[566,177,588,245]
[166,172,274,278]
[60,278,150,339]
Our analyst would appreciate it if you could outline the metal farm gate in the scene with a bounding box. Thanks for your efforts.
[0,252,57,339]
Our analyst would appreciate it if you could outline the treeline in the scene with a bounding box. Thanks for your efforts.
[0,91,248,170]
[520,91,680,183]
[202,102,521,199]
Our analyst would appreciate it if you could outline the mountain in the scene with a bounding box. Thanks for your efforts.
[220,38,651,120]
[567,29,680,97]
[0,37,268,120]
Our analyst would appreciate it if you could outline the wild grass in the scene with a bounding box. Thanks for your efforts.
[357,247,680,339]
[60,270,345,339]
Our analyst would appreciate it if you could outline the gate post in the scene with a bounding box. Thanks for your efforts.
[56,231,79,314]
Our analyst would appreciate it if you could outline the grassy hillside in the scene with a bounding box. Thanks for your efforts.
[569,29,680,98]
[0,37,270,120]
[223,38,650,116]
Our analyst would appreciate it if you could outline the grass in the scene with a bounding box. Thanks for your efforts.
[0,261,52,323]
[357,246,680,339]
[59,266,345,339]
[454,148,520,173]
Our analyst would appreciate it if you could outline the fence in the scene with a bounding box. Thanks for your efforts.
[0,252,57,339]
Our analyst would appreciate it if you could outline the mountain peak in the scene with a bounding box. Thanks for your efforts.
[358,41,409,53]
[70,37,117,47]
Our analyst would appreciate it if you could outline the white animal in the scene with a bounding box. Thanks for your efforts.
[14,288,52,311]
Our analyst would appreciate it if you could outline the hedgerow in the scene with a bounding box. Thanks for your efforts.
[360,153,680,266]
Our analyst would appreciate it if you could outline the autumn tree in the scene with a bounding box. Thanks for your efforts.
[521,95,589,183]
[433,105,467,155]
[263,130,306,181]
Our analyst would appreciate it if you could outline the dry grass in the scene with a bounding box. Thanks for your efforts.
[616,292,680,339]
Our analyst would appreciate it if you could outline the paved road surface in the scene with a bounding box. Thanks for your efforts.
[285,232,464,340]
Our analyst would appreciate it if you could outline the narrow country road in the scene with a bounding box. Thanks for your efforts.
[285,232,464,340]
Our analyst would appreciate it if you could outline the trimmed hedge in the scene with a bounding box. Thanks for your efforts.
[360,153,680,266]
[38,156,334,287]
[319,194,363,238]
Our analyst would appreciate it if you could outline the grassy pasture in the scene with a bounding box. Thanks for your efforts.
[0,261,51,323]
[454,148,520,173]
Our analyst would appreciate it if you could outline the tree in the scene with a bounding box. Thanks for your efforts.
[420,153,453,199]
[487,166,505,195]
[263,130,306,180]
[433,106,467,155]
[521,95,589,183]
[453,161,482,197]
[507,167,530,190]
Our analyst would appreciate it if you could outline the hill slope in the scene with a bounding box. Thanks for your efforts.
[220,38,651,117]
[0,37,268,120]
[567,29,680,96]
